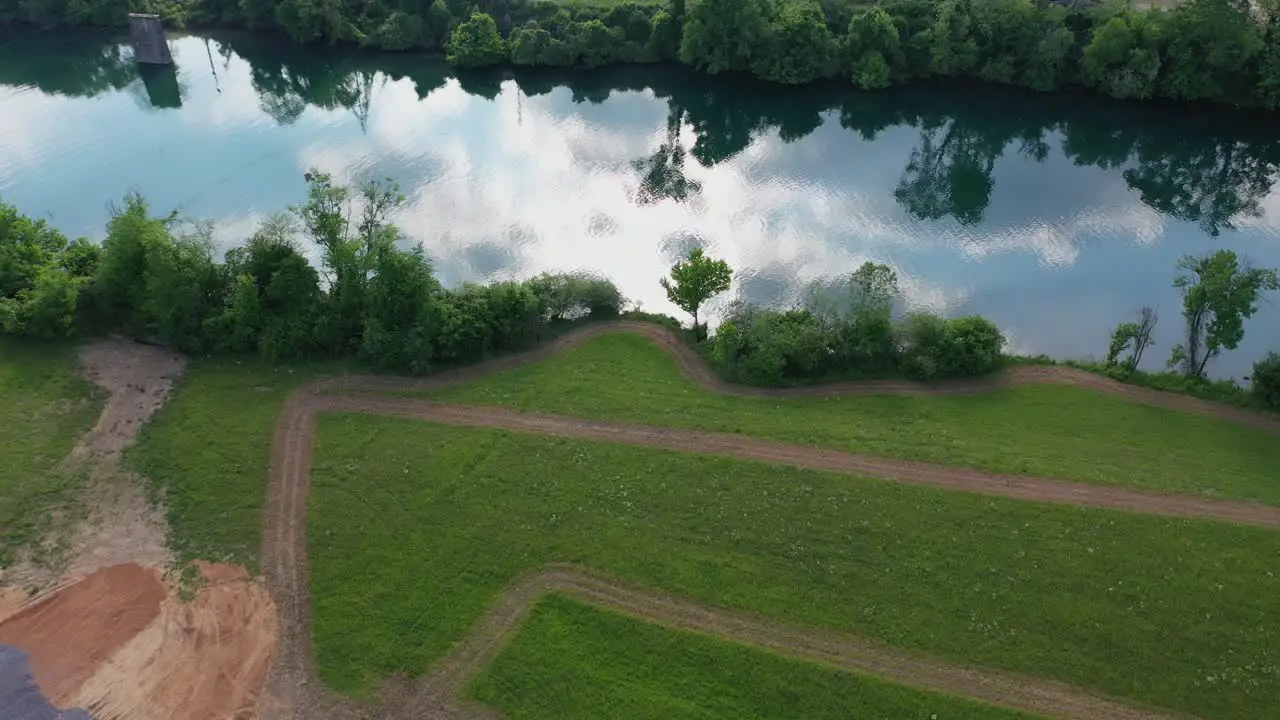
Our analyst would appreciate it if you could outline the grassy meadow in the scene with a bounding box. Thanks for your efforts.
[423,332,1280,505]
[128,356,350,569]
[469,595,1039,720]
[0,339,101,569]
[307,415,1280,718]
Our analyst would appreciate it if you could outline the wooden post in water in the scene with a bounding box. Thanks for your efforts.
[128,14,173,65]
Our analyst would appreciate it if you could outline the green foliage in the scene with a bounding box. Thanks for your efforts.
[1162,0,1263,102]
[678,0,773,74]
[1081,12,1164,100]
[752,0,837,85]
[1251,351,1280,409]
[360,243,440,374]
[845,7,901,89]
[659,247,732,333]
[711,262,1003,385]
[0,198,96,339]
[446,12,507,67]
[647,8,679,60]
[898,313,1004,380]
[1169,250,1279,379]
[526,271,624,320]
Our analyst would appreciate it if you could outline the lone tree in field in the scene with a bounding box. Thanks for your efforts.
[660,247,732,338]
[1168,250,1278,379]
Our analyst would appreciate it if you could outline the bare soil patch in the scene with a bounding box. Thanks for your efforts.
[2,338,277,720]
[0,563,166,705]
[69,561,277,720]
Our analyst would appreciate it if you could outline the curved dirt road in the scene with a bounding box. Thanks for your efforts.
[260,321,1277,720]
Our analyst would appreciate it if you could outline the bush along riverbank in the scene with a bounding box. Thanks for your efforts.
[4,0,1280,109]
[1,174,1277,409]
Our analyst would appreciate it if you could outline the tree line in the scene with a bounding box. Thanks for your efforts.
[3,177,1277,407]
[4,0,1280,109]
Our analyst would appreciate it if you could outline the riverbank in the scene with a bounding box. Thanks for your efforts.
[2,0,1278,110]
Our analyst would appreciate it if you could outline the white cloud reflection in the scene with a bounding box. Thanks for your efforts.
[2,34,1279,377]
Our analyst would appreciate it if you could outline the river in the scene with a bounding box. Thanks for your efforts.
[2,30,1278,378]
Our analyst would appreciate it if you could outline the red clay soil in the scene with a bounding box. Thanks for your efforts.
[256,322,1277,720]
[68,561,278,720]
[0,563,165,706]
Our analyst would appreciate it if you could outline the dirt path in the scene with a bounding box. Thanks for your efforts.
[257,322,1280,720]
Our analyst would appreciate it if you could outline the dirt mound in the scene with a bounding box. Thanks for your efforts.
[0,564,166,704]
[70,562,278,720]
[0,562,277,720]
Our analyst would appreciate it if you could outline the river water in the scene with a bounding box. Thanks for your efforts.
[2,30,1279,378]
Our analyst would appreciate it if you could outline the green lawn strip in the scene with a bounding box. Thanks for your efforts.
[424,332,1280,505]
[0,339,102,568]
[128,356,350,570]
[469,594,1039,720]
[309,416,1280,718]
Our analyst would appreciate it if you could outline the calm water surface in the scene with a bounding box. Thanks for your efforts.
[2,31,1279,378]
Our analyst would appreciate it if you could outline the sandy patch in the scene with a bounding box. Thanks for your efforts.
[70,561,278,720]
[0,564,167,704]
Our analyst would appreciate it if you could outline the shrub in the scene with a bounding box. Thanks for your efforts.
[526,273,623,321]
[899,314,1004,380]
[1253,352,1280,409]
[711,303,831,385]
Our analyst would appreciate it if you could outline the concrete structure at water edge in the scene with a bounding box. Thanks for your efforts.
[128,13,173,66]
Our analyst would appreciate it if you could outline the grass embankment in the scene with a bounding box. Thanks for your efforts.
[309,416,1280,718]
[470,595,1038,720]
[424,332,1280,505]
[0,340,101,569]
[129,357,349,569]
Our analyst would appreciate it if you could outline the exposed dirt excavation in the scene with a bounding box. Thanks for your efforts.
[0,338,278,720]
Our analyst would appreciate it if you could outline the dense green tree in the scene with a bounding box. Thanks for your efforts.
[567,19,618,69]
[1081,11,1164,100]
[969,0,1039,86]
[1162,0,1263,102]
[1169,250,1279,378]
[678,0,773,74]
[845,7,903,90]
[446,11,507,67]
[292,170,406,354]
[1023,14,1075,92]
[91,193,177,335]
[920,0,979,78]
[509,24,554,65]
[1260,23,1280,108]
[659,247,732,335]
[1252,351,1280,408]
[1,200,69,298]
[752,0,837,84]
[361,243,441,372]
[648,9,681,60]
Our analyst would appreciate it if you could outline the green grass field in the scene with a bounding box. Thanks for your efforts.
[308,415,1280,718]
[0,339,101,568]
[129,356,349,569]
[425,332,1280,504]
[470,595,1039,720]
